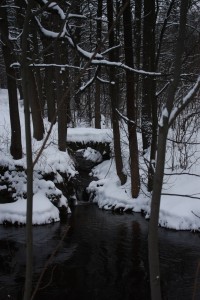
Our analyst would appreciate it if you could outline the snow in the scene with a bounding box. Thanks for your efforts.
[88,157,200,231]
[0,89,74,225]
[169,75,200,125]
[67,127,112,144]
[1,87,200,231]
[158,107,169,127]
[87,125,200,231]
[42,0,66,20]
[35,17,67,38]
[91,59,162,76]
[78,147,102,163]
[0,195,60,225]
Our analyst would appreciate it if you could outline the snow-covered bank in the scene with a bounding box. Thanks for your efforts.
[88,140,200,231]
[0,89,75,225]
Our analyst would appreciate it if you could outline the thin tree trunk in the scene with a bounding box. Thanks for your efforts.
[148,1,189,299]
[107,0,127,185]
[95,78,101,128]
[31,27,45,116]
[134,0,142,122]
[28,68,44,141]
[95,0,102,129]
[71,0,81,120]
[21,1,34,299]
[40,38,56,123]
[123,0,140,198]
[54,42,68,152]
[142,0,156,153]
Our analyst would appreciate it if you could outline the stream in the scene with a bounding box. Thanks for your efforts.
[0,203,200,300]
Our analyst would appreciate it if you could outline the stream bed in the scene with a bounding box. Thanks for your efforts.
[0,203,200,300]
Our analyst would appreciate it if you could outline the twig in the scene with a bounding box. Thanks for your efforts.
[191,211,200,219]
[162,193,200,200]
[164,172,200,178]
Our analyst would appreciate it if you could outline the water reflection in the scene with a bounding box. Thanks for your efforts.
[0,204,200,300]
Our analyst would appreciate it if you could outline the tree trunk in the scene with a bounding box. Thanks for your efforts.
[31,27,45,116]
[107,0,127,185]
[123,0,140,198]
[70,0,81,120]
[21,2,34,299]
[95,77,101,128]
[54,42,68,152]
[28,20,44,141]
[142,0,156,153]
[0,3,22,160]
[148,1,189,298]
[27,68,44,141]
[95,0,102,129]
[141,0,158,192]
[40,35,56,123]
[134,0,142,122]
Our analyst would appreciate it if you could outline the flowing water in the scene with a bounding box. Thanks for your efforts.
[0,203,200,300]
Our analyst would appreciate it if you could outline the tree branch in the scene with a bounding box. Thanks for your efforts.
[162,193,200,200]
[169,75,200,126]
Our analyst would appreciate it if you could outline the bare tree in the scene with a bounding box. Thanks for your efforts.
[148,1,200,299]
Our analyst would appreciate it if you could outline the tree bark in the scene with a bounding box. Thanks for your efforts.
[95,0,103,129]
[21,2,34,299]
[142,0,156,153]
[54,41,68,152]
[28,68,44,141]
[107,0,127,186]
[40,33,56,123]
[31,26,46,116]
[0,3,22,160]
[148,1,190,299]
[123,0,140,198]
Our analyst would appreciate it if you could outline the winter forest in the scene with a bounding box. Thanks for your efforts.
[0,0,200,299]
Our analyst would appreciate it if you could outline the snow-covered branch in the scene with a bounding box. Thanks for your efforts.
[78,68,99,92]
[156,81,170,97]
[29,63,82,69]
[162,193,200,200]
[40,0,66,20]
[169,75,200,126]
[97,76,111,84]
[101,44,121,56]
[34,1,162,76]
[115,109,135,125]
[68,13,87,20]
[91,59,161,76]
[35,16,67,38]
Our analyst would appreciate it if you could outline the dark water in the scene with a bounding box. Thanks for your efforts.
[0,204,200,300]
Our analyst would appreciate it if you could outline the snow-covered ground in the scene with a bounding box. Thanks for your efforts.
[1,88,200,230]
[88,158,200,231]
[0,89,76,225]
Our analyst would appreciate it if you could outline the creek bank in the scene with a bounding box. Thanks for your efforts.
[0,142,111,224]
[0,164,75,225]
